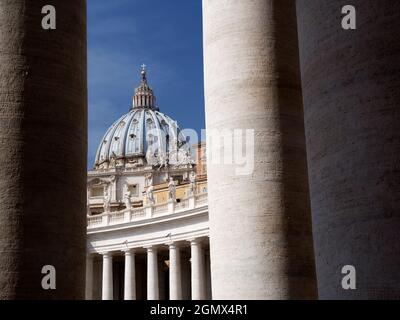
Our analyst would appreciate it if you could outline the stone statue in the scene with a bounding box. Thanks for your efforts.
[170,148,193,166]
[86,186,91,215]
[103,189,111,213]
[168,177,176,201]
[157,151,168,169]
[146,185,155,205]
[145,173,153,187]
[124,188,132,210]
[189,171,196,196]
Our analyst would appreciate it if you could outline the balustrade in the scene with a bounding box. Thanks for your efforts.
[87,193,208,229]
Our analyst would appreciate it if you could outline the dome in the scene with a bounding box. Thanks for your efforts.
[94,66,191,169]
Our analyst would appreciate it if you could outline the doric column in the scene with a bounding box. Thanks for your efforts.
[147,247,159,300]
[296,0,400,299]
[85,254,94,300]
[169,243,182,300]
[202,0,317,299]
[123,249,136,300]
[190,239,205,300]
[102,253,113,300]
[0,0,87,299]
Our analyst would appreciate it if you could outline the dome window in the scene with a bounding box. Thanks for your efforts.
[114,136,119,141]
[147,134,154,144]
[129,134,136,139]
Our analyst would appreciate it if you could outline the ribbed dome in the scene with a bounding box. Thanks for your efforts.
[94,66,190,169]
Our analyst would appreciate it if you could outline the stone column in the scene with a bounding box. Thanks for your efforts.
[202,0,317,299]
[190,239,205,300]
[102,253,113,300]
[169,243,182,300]
[296,0,400,299]
[0,0,87,299]
[147,247,159,300]
[124,249,136,300]
[85,254,94,300]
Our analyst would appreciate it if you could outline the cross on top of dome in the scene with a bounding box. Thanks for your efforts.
[141,64,147,82]
[133,64,157,110]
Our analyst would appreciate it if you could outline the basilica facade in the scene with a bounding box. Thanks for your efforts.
[85,67,210,300]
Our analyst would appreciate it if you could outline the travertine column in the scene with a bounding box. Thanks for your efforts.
[102,253,113,300]
[203,0,317,299]
[0,0,87,299]
[124,249,136,300]
[85,254,94,300]
[169,243,182,300]
[147,247,159,300]
[296,0,400,299]
[190,239,205,300]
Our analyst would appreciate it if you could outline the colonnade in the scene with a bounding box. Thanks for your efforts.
[86,238,210,300]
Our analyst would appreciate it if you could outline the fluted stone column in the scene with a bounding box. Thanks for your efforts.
[102,253,113,300]
[169,243,182,300]
[147,247,159,300]
[190,239,205,300]
[296,0,400,299]
[124,249,136,300]
[85,254,94,300]
[203,0,317,299]
[0,0,87,299]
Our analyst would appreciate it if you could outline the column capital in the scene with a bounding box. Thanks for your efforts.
[166,241,180,248]
[188,238,203,246]
[144,245,158,252]
[122,248,136,254]
[100,251,113,257]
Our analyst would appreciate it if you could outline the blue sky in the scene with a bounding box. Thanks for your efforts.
[88,0,204,168]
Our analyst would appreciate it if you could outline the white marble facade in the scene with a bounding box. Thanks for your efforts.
[86,170,211,300]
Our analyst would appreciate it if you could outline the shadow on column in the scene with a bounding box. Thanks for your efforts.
[273,0,318,299]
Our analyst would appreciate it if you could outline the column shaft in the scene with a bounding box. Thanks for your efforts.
[296,0,400,299]
[169,244,182,300]
[124,250,136,300]
[85,254,94,300]
[0,0,87,299]
[102,253,113,300]
[147,247,159,300]
[202,0,317,299]
[191,239,205,300]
